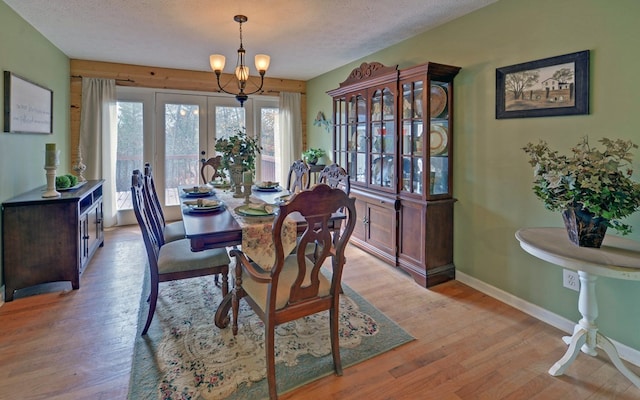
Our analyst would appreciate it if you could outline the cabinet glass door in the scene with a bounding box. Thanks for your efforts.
[429,81,450,196]
[347,94,367,184]
[369,87,395,189]
[400,81,424,194]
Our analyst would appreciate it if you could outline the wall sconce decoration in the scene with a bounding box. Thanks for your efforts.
[313,111,332,133]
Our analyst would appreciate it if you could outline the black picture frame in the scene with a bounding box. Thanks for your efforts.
[496,50,589,119]
[3,71,53,134]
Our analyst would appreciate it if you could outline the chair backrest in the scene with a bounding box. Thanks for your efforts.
[286,159,311,192]
[142,163,167,245]
[318,163,350,195]
[200,156,224,184]
[143,163,166,226]
[131,170,162,280]
[270,184,356,307]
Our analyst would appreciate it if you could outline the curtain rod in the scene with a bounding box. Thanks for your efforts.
[71,75,134,83]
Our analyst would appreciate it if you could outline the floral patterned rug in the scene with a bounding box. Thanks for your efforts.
[128,274,413,400]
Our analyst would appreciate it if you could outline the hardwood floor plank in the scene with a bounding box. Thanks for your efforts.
[1,225,639,399]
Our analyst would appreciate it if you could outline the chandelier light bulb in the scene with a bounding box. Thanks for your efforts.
[210,55,226,72]
[254,55,270,73]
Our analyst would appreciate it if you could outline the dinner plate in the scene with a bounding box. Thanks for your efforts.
[430,124,448,155]
[183,186,214,196]
[254,186,282,192]
[430,85,447,118]
[274,194,292,204]
[183,199,223,213]
[234,204,276,217]
[185,204,225,213]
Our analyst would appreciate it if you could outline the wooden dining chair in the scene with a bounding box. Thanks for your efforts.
[200,155,225,184]
[143,163,185,245]
[228,184,357,399]
[318,163,350,195]
[286,159,311,192]
[131,170,230,335]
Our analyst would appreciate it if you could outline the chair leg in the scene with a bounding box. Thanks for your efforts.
[231,289,240,336]
[330,305,343,376]
[220,266,229,297]
[142,280,159,336]
[266,324,278,399]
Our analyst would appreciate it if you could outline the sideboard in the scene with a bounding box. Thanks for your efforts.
[2,180,104,301]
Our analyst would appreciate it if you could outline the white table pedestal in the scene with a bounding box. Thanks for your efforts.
[516,228,640,388]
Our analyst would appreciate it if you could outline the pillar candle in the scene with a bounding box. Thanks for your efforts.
[243,170,253,183]
[45,143,57,167]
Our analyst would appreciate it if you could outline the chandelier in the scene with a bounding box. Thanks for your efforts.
[209,15,270,107]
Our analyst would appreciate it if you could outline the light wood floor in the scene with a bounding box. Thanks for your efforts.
[1,226,639,399]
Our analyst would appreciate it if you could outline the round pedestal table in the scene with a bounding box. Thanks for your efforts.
[515,227,640,388]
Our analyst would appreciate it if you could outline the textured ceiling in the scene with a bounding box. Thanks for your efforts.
[4,0,497,80]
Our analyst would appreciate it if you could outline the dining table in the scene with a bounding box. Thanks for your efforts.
[179,182,343,328]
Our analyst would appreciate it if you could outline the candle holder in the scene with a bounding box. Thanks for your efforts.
[72,144,87,182]
[243,170,254,205]
[43,145,61,198]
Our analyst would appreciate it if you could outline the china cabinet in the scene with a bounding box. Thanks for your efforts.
[328,61,460,287]
[2,180,104,301]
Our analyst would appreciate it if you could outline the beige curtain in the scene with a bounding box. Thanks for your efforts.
[276,92,302,184]
[79,78,117,227]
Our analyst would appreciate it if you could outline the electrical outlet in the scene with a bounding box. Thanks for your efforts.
[563,269,580,291]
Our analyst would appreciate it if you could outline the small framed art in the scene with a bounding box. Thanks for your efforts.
[496,50,589,119]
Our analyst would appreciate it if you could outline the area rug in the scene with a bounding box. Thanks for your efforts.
[128,274,414,400]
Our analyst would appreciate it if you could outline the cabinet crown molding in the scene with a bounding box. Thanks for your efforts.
[340,62,398,87]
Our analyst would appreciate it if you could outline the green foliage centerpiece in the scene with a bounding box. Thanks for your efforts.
[214,128,262,197]
[523,137,640,247]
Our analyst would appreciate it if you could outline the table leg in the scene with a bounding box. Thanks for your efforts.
[549,271,640,389]
[549,271,598,376]
[549,327,588,376]
[597,332,640,388]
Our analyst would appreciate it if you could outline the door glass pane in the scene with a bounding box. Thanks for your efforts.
[116,101,144,210]
[215,106,245,138]
[164,103,200,206]
[258,106,278,182]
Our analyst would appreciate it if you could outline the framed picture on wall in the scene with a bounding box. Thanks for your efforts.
[495,50,589,119]
[3,71,53,134]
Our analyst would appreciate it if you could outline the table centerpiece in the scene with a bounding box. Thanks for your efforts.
[214,128,262,197]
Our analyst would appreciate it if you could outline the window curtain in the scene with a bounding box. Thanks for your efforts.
[276,92,302,184]
[79,78,118,227]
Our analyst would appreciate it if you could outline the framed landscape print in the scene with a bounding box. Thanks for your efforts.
[495,50,589,119]
[3,71,53,134]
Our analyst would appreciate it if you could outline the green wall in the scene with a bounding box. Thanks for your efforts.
[0,1,70,292]
[307,0,640,351]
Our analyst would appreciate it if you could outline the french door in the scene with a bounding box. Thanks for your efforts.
[156,93,250,221]
[115,87,277,226]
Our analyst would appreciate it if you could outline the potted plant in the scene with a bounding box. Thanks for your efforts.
[214,128,262,172]
[215,128,262,196]
[522,137,640,247]
[302,148,326,165]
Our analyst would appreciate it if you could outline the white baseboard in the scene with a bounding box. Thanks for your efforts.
[455,271,640,368]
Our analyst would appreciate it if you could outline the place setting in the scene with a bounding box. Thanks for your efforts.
[182,198,225,214]
[253,181,282,192]
[234,202,277,217]
[181,185,215,197]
